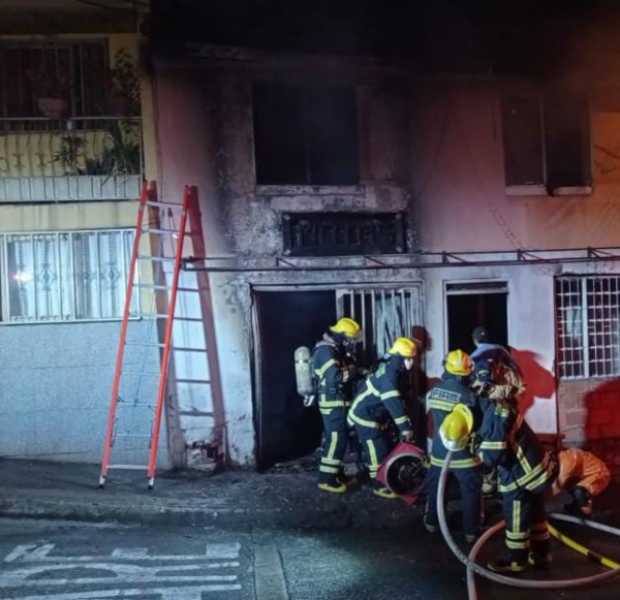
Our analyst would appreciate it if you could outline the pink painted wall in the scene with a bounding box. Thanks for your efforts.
[412,82,620,252]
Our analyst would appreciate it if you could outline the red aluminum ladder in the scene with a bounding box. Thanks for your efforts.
[99,183,216,489]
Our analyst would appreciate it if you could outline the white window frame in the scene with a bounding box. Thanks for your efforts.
[0,227,137,324]
[555,275,620,379]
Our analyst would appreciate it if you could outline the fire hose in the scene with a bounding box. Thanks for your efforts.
[436,451,620,600]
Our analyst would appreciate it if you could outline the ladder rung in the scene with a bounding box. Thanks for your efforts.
[141,227,179,235]
[172,346,208,352]
[126,342,165,347]
[108,464,147,470]
[178,287,204,292]
[144,314,203,322]
[176,378,211,384]
[146,200,184,208]
[137,255,177,262]
[179,410,214,417]
[134,283,170,290]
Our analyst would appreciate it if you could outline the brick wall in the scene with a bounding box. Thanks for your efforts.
[557,378,620,476]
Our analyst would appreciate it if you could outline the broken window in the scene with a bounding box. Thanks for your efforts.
[555,276,620,379]
[501,90,591,193]
[253,83,359,185]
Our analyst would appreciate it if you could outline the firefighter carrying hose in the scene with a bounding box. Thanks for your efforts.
[423,350,482,543]
[347,337,416,500]
[476,400,556,572]
[312,317,362,494]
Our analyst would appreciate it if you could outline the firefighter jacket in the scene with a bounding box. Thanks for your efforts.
[312,337,348,412]
[426,373,481,469]
[478,401,555,494]
[347,357,412,433]
[556,448,611,497]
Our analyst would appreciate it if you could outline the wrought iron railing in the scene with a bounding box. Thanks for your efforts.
[0,116,143,202]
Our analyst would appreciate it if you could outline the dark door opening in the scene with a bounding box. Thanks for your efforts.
[254,290,336,470]
[446,285,508,354]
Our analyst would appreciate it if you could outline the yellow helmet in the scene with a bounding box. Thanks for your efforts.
[439,404,474,451]
[329,317,361,340]
[388,337,417,358]
[445,349,474,376]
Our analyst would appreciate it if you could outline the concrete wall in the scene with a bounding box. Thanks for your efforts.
[152,53,620,465]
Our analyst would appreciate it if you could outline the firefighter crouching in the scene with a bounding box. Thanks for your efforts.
[423,350,482,543]
[347,337,416,500]
[312,317,362,494]
[476,400,556,572]
[551,447,611,517]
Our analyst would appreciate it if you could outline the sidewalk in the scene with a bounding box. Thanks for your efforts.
[1,457,618,530]
[0,457,421,530]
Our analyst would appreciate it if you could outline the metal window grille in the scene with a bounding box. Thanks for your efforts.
[556,276,620,379]
[0,228,136,323]
[336,286,423,365]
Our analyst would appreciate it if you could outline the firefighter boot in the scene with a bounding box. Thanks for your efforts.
[529,539,552,569]
[371,480,398,500]
[488,549,528,573]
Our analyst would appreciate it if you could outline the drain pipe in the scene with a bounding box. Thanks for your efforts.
[436,451,620,600]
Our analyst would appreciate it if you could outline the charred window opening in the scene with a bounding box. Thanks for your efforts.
[253,83,359,185]
[501,90,591,192]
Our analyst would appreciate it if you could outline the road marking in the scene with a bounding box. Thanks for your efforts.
[0,542,244,599]
[11,586,242,600]
[253,545,289,600]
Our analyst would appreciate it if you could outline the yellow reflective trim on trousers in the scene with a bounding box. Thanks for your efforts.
[321,457,341,466]
[314,358,337,378]
[513,500,521,534]
[348,411,379,429]
[427,399,455,411]
[319,465,339,474]
[320,408,333,415]
[327,432,339,460]
[506,539,528,550]
[480,441,507,450]
[506,530,529,540]
[394,415,410,425]
[319,399,347,408]
[366,439,379,478]
[381,390,400,400]
[430,456,481,468]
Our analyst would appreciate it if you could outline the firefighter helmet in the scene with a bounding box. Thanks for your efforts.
[388,337,417,358]
[440,404,474,451]
[329,317,361,340]
[445,349,474,376]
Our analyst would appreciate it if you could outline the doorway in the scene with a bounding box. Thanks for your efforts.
[253,289,336,469]
[446,281,508,354]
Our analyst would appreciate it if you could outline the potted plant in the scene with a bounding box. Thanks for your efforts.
[27,66,70,119]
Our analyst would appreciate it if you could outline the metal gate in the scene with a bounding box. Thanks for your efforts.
[336,285,424,364]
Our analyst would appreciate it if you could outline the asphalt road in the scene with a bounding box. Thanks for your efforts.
[0,518,619,600]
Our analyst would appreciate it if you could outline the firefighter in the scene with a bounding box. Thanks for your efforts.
[476,400,556,572]
[312,317,362,494]
[551,448,611,517]
[423,350,482,543]
[470,326,525,495]
[347,337,416,499]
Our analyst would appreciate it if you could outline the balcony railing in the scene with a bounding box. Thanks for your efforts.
[0,117,142,203]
